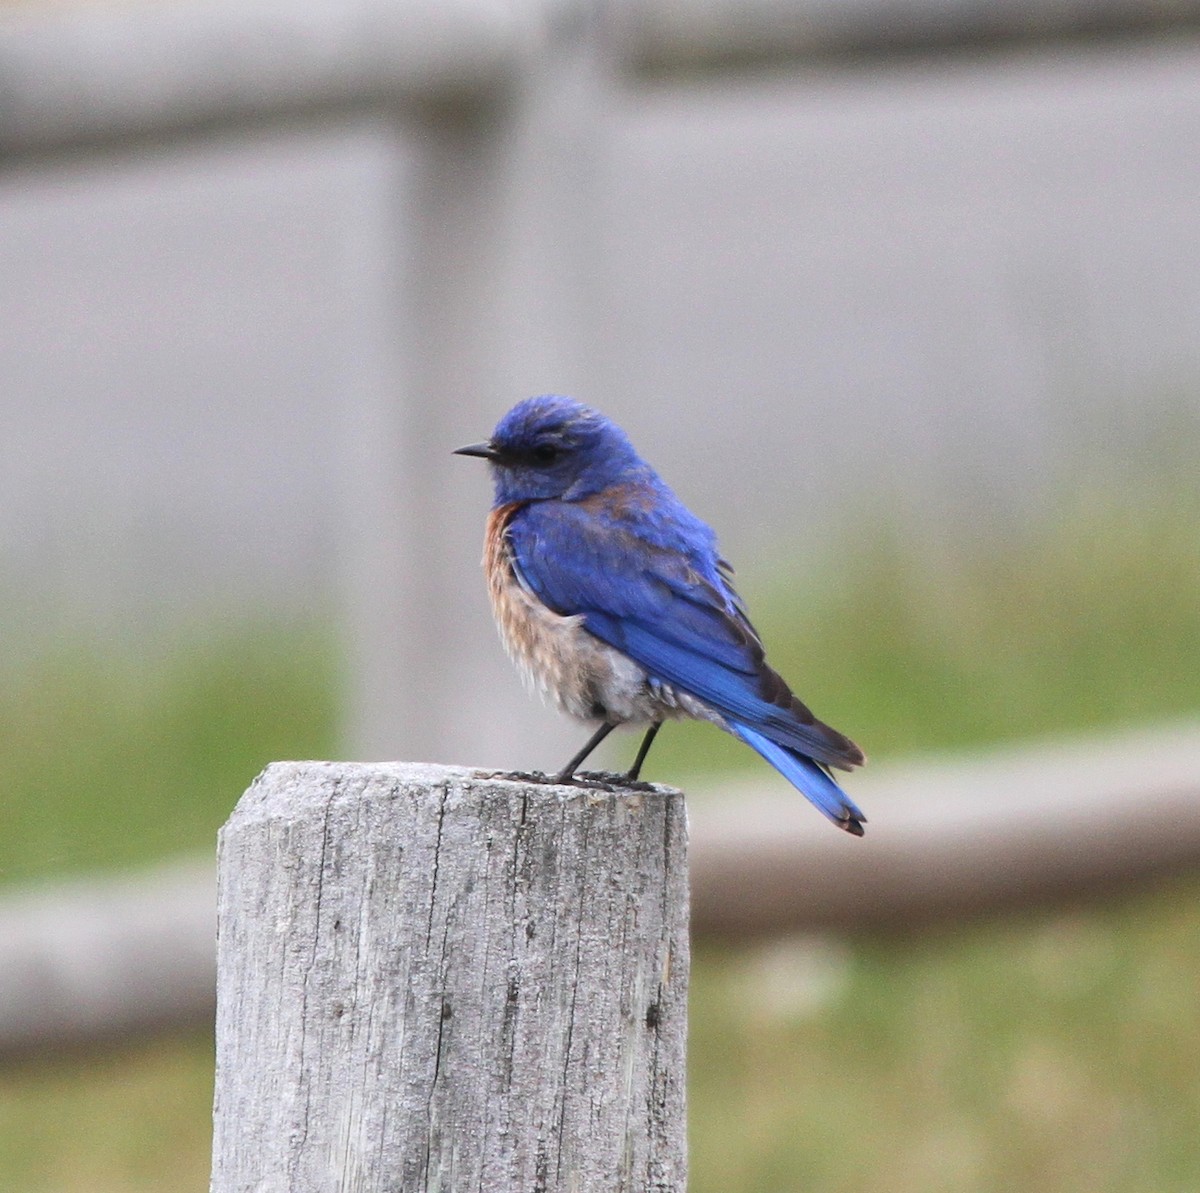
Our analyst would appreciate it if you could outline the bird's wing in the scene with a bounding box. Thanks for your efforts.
[506,498,863,770]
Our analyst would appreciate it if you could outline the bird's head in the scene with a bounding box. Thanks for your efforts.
[454,395,643,504]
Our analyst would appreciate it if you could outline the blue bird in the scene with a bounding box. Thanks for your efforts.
[455,395,867,834]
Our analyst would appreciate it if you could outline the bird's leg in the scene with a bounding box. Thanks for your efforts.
[626,720,663,781]
[555,721,617,783]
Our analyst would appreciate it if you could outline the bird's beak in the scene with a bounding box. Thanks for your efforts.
[453,441,497,460]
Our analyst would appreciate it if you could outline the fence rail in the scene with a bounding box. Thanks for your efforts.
[690,720,1200,937]
[0,0,529,154]
[4,0,1200,157]
[630,0,1200,68]
[2,723,1197,1058]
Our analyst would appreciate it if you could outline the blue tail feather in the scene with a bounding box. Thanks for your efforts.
[729,722,867,835]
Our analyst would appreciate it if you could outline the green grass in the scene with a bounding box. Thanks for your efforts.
[690,885,1200,1193]
[1,489,1198,1191]
[0,1038,214,1193]
[0,618,338,887]
[651,483,1200,779]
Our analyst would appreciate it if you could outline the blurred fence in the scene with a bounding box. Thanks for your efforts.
[7,0,1200,155]
[2,1,1200,770]
[1,2,1199,1058]
[2,723,1198,1058]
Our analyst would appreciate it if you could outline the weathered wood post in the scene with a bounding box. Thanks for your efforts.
[211,761,688,1192]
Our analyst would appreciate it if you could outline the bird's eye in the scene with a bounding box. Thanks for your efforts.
[532,443,560,465]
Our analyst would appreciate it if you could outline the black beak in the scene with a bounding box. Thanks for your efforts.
[453,441,497,460]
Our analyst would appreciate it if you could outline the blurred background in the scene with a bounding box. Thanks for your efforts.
[1,0,1199,1188]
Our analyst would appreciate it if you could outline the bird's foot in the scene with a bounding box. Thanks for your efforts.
[471,768,661,794]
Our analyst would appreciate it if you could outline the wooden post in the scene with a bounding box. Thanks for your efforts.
[210,761,688,1192]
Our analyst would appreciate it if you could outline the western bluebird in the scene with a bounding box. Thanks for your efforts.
[455,395,867,834]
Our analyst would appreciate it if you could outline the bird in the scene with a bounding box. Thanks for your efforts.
[454,395,867,835]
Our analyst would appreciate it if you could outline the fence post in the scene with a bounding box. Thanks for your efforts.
[210,761,689,1192]
[341,0,619,772]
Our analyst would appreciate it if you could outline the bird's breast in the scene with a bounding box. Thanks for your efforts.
[483,504,688,725]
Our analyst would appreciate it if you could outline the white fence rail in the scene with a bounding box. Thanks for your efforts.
[0,859,215,1055]
[0,1,527,154]
[5,0,1200,157]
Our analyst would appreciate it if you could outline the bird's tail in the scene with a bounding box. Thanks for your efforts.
[729,722,867,836]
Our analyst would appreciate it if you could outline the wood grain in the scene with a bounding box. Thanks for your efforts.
[211,761,688,1192]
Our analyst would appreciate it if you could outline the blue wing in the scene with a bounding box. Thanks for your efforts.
[506,493,865,778]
